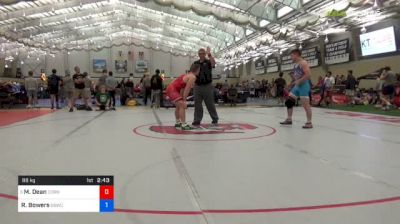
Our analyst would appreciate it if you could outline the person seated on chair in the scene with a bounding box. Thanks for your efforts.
[95,85,110,111]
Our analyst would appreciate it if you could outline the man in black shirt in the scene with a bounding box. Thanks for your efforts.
[345,70,357,105]
[192,47,219,126]
[47,69,61,109]
[150,69,163,108]
[69,66,92,112]
[274,72,287,105]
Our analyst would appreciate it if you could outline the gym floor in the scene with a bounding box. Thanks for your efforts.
[0,106,399,224]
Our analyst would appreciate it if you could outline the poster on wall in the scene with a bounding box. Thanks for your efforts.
[302,47,320,67]
[254,58,266,75]
[325,39,350,65]
[280,53,295,71]
[266,57,279,73]
[135,51,148,74]
[93,59,107,73]
[115,60,127,73]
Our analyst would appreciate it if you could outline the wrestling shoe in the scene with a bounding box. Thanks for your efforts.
[181,123,194,130]
[280,119,292,125]
[175,123,182,129]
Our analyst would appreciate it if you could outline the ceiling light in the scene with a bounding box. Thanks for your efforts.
[21,61,24,65]
[324,35,329,44]
[361,26,367,33]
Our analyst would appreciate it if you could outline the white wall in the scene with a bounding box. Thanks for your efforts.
[16,45,193,79]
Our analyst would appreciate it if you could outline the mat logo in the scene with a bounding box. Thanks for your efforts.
[149,123,258,135]
[134,122,276,141]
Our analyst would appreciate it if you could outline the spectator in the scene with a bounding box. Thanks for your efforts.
[69,66,92,112]
[274,72,287,105]
[125,73,134,99]
[380,66,396,110]
[95,85,110,111]
[97,69,108,91]
[345,70,357,106]
[249,78,256,98]
[24,71,38,109]
[318,71,335,107]
[150,69,163,108]
[62,74,74,110]
[227,84,238,106]
[106,71,118,109]
[255,80,261,98]
[83,72,93,103]
[47,69,61,109]
[141,73,151,106]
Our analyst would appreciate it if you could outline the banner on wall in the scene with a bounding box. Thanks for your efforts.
[266,57,279,73]
[325,39,350,65]
[280,53,294,71]
[254,58,266,75]
[93,59,107,73]
[115,60,127,73]
[302,47,320,67]
[135,51,148,73]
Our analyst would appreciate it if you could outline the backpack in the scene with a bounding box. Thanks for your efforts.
[48,75,59,88]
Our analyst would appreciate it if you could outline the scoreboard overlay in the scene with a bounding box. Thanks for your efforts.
[18,176,114,213]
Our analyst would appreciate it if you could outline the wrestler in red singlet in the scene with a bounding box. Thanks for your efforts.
[166,74,187,103]
[166,64,200,130]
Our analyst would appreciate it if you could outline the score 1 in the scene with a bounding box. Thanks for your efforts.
[99,185,114,212]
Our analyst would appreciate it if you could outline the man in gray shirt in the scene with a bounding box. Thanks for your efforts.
[97,69,108,91]
[24,71,38,108]
[141,74,151,106]
[62,73,74,108]
[106,71,118,109]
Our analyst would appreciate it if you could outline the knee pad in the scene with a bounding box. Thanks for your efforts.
[285,98,296,108]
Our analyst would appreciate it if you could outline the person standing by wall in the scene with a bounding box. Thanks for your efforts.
[345,70,357,106]
[83,72,93,105]
[62,73,74,110]
[97,69,108,92]
[141,74,151,106]
[24,71,38,109]
[151,69,163,108]
[47,69,61,109]
[192,47,219,126]
[69,66,92,112]
[106,71,118,110]
[274,72,287,105]
[125,73,134,99]
[318,71,335,107]
[380,66,396,110]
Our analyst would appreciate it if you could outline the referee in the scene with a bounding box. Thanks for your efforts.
[192,47,219,126]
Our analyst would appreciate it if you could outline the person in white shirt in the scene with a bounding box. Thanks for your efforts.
[318,71,335,107]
